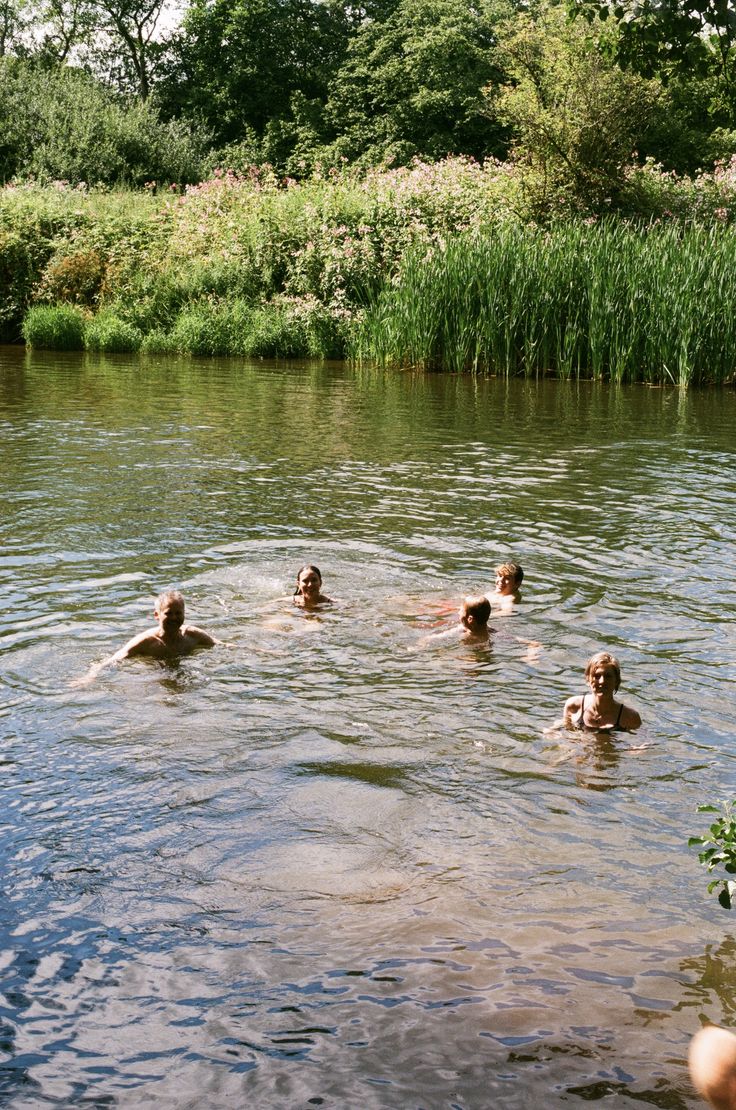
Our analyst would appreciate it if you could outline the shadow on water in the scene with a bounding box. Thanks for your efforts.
[294,760,413,791]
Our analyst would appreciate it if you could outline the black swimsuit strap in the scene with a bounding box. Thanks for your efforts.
[615,701,624,727]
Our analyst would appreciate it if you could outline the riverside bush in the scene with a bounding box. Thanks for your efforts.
[169,304,242,356]
[690,801,736,909]
[0,59,209,187]
[40,249,107,306]
[9,160,736,383]
[140,329,178,355]
[85,311,142,353]
[0,226,54,341]
[22,304,86,349]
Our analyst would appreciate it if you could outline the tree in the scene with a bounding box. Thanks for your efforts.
[32,0,96,63]
[569,0,736,118]
[161,0,354,143]
[0,0,34,55]
[87,0,169,98]
[322,0,511,165]
[490,7,663,216]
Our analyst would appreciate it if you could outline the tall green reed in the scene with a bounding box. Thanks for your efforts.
[352,222,736,385]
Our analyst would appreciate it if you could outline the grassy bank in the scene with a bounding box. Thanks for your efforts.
[8,157,736,383]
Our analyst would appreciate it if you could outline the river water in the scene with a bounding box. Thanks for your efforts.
[1,347,736,1108]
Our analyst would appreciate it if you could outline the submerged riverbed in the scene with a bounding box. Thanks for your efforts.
[1,347,736,1108]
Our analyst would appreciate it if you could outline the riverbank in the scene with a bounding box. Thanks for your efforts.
[7,157,736,384]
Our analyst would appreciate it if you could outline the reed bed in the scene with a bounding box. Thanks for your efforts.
[352,222,736,385]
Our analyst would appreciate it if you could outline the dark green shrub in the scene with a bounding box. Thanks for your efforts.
[0,58,209,187]
[243,307,310,358]
[0,227,55,341]
[140,329,178,354]
[85,311,142,352]
[22,304,86,349]
[168,304,238,355]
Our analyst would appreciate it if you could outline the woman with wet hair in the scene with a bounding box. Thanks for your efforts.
[293,565,332,609]
[562,651,641,732]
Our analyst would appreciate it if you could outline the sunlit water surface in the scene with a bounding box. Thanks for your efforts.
[2,348,736,1108]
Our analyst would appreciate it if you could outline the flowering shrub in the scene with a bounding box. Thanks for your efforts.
[620,156,736,223]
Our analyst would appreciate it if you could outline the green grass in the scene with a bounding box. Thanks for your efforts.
[351,222,736,384]
[85,311,142,353]
[22,304,86,350]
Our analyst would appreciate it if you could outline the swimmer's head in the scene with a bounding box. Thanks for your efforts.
[585,651,621,692]
[460,595,491,629]
[495,562,523,595]
[155,589,185,631]
[689,1025,736,1110]
[294,565,322,597]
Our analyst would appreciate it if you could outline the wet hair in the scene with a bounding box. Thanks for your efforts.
[462,595,491,625]
[294,565,322,596]
[156,589,184,610]
[496,562,524,586]
[585,651,621,691]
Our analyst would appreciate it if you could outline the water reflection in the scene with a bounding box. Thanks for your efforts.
[1,347,736,1106]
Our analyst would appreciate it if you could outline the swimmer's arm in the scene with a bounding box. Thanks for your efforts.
[543,698,579,735]
[410,627,460,651]
[562,695,582,729]
[516,636,542,663]
[71,631,156,687]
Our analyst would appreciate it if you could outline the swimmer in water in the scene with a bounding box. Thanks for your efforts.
[293,565,332,610]
[74,590,218,684]
[459,595,492,643]
[689,1025,736,1110]
[561,651,641,732]
[414,595,492,648]
[487,562,523,611]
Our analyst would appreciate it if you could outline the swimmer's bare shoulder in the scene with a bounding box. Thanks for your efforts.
[618,704,642,730]
[125,625,217,657]
[119,628,164,659]
[181,624,217,649]
[563,695,583,726]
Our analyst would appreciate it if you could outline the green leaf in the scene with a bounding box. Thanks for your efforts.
[698,805,721,814]
[719,887,733,910]
[688,836,706,847]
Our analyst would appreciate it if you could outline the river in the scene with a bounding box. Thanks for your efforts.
[1,346,736,1108]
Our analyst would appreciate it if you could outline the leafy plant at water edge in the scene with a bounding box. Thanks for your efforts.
[85,311,142,353]
[352,221,736,383]
[22,304,86,350]
[689,800,736,909]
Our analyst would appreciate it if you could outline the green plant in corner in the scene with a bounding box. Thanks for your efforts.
[690,801,736,909]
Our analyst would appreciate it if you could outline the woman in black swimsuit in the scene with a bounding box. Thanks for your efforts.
[562,651,641,732]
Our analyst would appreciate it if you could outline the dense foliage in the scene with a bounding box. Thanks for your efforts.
[0,59,209,186]
[9,159,736,382]
[5,0,736,379]
[1,0,736,187]
[690,802,736,909]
